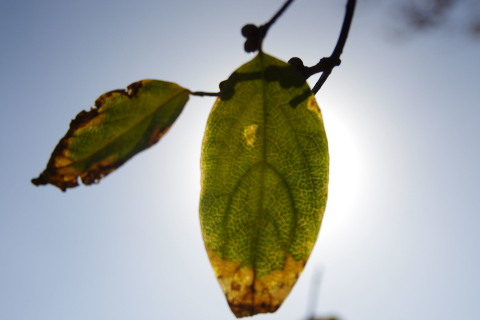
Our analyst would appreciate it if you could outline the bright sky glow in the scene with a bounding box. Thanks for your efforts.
[1,1,479,320]
[323,107,361,220]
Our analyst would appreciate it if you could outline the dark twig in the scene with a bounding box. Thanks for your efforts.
[311,0,356,94]
[262,0,295,39]
[190,91,220,97]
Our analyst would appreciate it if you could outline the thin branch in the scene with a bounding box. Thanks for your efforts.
[311,69,332,95]
[331,0,356,59]
[190,91,219,97]
[312,0,356,94]
[262,0,295,36]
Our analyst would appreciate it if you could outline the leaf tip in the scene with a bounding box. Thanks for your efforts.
[31,175,46,187]
[31,173,71,192]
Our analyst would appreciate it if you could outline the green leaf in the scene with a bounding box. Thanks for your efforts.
[32,80,190,191]
[200,52,329,317]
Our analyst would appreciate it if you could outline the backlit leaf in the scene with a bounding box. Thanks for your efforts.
[32,80,189,191]
[200,52,329,317]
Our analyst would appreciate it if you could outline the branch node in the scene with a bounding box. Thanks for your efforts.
[312,0,356,94]
[288,57,305,71]
[241,0,295,53]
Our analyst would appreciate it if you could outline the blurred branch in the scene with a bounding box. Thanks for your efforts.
[401,0,456,29]
[306,270,322,320]
[396,0,480,38]
[302,268,342,320]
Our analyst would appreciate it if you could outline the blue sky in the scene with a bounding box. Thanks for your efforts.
[1,1,479,319]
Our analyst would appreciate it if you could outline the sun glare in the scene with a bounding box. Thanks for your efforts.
[322,107,360,227]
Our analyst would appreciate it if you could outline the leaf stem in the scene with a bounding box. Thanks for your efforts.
[311,0,356,94]
[190,91,220,97]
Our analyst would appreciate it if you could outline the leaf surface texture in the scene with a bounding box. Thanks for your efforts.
[200,53,329,317]
[32,80,189,191]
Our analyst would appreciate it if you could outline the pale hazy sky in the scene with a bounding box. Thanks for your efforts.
[1,1,479,320]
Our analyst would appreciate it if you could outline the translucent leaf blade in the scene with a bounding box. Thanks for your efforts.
[200,53,329,317]
[32,80,189,191]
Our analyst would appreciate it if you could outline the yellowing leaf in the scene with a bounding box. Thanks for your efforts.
[200,52,329,317]
[32,80,189,191]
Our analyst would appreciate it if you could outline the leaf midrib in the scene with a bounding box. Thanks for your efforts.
[66,88,188,166]
[248,52,268,313]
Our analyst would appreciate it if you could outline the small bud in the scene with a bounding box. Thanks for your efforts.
[244,39,259,53]
[288,57,304,71]
[219,80,227,92]
[241,24,259,38]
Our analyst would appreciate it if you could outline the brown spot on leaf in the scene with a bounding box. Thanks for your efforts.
[71,109,99,128]
[78,155,118,186]
[127,80,148,98]
[148,126,170,147]
[206,248,306,318]
[231,282,241,291]
[95,90,125,109]
[94,80,151,109]
[228,299,280,318]
[32,80,155,191]
[31,106,104,191]
[33,79,189,191]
